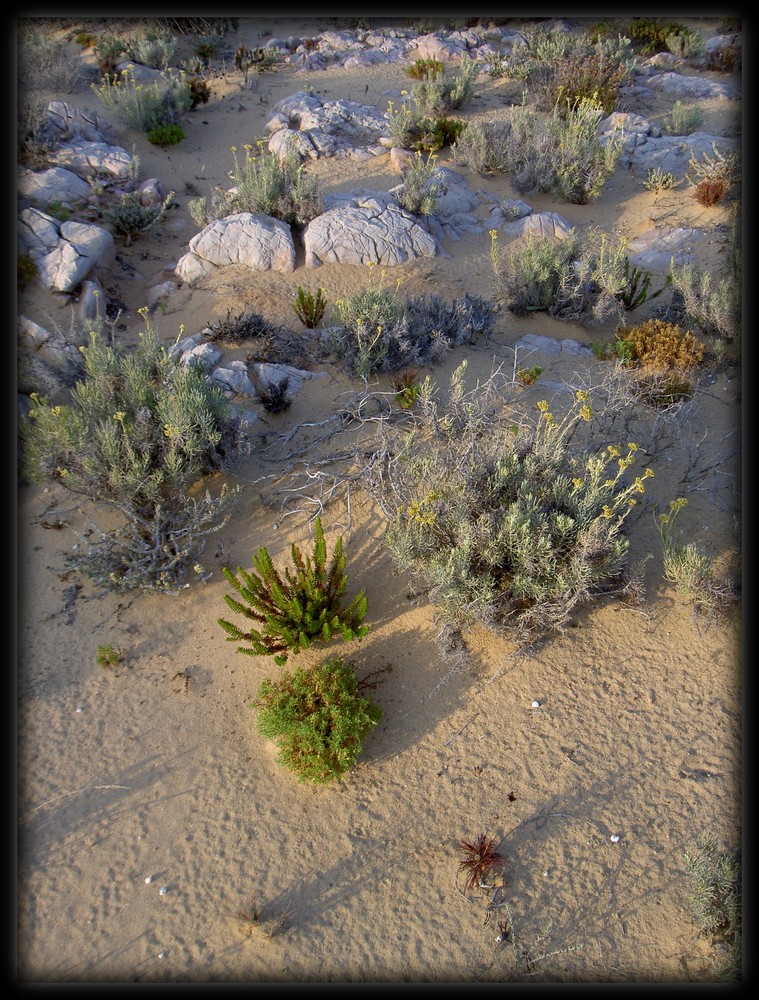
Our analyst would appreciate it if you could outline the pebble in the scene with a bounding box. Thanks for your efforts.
[531,701,540,708]
[610,834,620,843]
[159,885,169,895]
[145,876,154,884]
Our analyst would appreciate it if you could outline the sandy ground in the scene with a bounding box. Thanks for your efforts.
[16,15,742,983]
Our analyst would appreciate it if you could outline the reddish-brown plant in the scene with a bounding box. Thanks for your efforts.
[693,178,729,207]
[456,833,506,891]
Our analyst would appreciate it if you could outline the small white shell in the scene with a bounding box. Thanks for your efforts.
[158,951,166,959]
[159,885,169,895]
[531,701,540,708]
[145,876,154,884]
[610,834,620,843]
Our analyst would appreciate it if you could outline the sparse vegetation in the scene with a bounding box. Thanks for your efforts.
[105,188,175,245]
[684,834,741,980]
[292,286,327,328]
[656,499,736,614]
[20,314,241,592]
[457,833,506,892]
[375,362,654,641]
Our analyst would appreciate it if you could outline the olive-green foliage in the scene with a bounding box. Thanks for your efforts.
[146,122,185,145]
[505,98,622,204]
[656,499,735,613]
[377,362,653,641]
[490,228,627,326]
[394,151,440,216]
[21,316,241,592]
[329,287,494,380]
[218,516,369,667]
[663,100,704,135]
[292,286,327,328]
[410,56,479,117]
[190,143,321,227]
[252,657,382,784]
[550,34,635,113]
[106,189,174,244]
[451,119,511,174]
[405,58,445,81]
[91,64,194,132]
[683,834,741,981]
[125,28,177,70]
[17,254,39,289]
[617,258,671,310]
[625,17,695,55]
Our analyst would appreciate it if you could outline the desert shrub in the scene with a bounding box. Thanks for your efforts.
[194,142,321,227]
[20,315,241,592]
[625,18,694,55]
[234,44,281,84]
[643,167,676,192]
[384,94,464,152]
[550,34,635,113]
[411,56,479,117]
[18,28,86,93]
[93,33,127,81]
[186,76,210,109]
[292,286,327,328]
[146,122,185,145]
[656,499,736,614]
[218,516,368,666]
[457,834,506,892]
[693,178,730,207]
[125,28,177,70]
[490,228,627,326]
[329,286,494,380]
[252,657,381,784]
[504,98,622,204]
[393,151,440,215]
[662,100,704,135]
[91,64,193,132]
[392,369,423,409]
[683,834,741,981]
[18,254,40,289]
[451,119,511,174]
[204,309,285,344]
[74,31,97,48]
[405,58,445,81]
[105,188,174,245]
[665,29,705,62]
[705,39,741,72]
[669,250,741,346]
[374,362,653,641]
[617,258,671,310]
[607,319,705,406]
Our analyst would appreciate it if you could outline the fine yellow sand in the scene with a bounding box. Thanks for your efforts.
[17,15,741,982]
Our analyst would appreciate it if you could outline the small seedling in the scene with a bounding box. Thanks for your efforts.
[392,369,422,409]
[457,833,506,892]
[517,365,543,386]
[96,643,124,668]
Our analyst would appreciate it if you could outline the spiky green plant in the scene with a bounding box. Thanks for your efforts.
[252,657,381,783]
[219,516,369,666]
[292,286,327,328]
[683,834,741,981]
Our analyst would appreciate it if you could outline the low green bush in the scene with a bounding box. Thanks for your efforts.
[218,516,369,666]
[91,64,193,133]
[411,56,479,117]
[329,285,494,379]
[393,151,440,215]
[146,122,185,145]
[374,362,654,641]
[489,228,627,326]
[105,188,175,245]
[451,119,511,174]
[252,657,382,784]
[189,141,321,227]
[505,97,622,204]
[20,314,241,592]
[292,286,327,328]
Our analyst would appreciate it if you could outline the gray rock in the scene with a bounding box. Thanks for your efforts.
[645,71,739,101]
[210,360,256,397]
[176,212,296,285]
[45,101,107,143]
[626,227,702,270]
[502,211,574,241]
[18,211,115,292]
[628,132,739,180]
[303,191,438,267]
[17,167,92,209]
[52,140,136,181]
